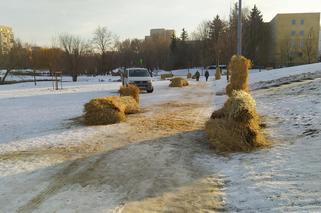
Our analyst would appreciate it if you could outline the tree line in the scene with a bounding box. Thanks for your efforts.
[1,4,314,83]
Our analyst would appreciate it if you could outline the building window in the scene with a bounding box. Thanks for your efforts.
[300,30,304,36]
[291,30,296,36]
[301,19,304,25]
[292,19,296,25]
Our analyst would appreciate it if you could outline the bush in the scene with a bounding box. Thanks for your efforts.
[226,55,251,97]
[215,67,221,80]
[84,97,126,125]
[169,77,189,87]
[118,96,140,114]
[187,73,192,79]
[119,84,140,103]
[206,90,268,152]
[161,73,174,80]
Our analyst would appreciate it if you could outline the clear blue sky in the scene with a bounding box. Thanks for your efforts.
[1,0,320,46]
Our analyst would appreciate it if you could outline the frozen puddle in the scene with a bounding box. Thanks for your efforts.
[196,78,321,212]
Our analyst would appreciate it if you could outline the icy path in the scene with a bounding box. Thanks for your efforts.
[0,82,226,212]
[196,79,321,212]
[0,80,182,146]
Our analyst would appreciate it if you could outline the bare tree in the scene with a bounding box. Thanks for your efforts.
[0,40,29,84]
[92,26,114,74]
[31,46,64,74]
[59,34,89,81]
[191,21,210,41]
[304,27,317,64]
[279,37,293,66]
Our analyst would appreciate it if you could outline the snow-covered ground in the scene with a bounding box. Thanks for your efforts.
[1,62,321,212]
[0,72,121,83]
[198,79,321,212]
[155,67,265,77]
[0,79,222,212]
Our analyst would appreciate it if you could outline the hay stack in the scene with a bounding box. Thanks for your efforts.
[206,56,268,152]
[169,77,189,87]
[84,95,140,126]
[205,119,266,152]
[226,64,231,82]
[206,90,268,152]
[211,91,259,122]
[161,73,174,80]
[119,84,140,103]
[187,72,192,79]
[118,96,140,114]
[84,97,126,125]
[226,55,251,97]
[215,67,221,80]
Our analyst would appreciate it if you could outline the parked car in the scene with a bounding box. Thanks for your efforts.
[122,68,154,93]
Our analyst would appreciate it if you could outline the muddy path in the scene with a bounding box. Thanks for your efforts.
[1,83,225,213]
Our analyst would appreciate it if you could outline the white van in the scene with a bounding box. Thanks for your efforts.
[122,68,154,93]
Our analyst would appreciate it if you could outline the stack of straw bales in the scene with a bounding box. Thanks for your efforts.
[226,55,251,97]
[84,97,126,125]
[215,67,221,80]
[119,84,140,103]
[117,96,140,114]
[205,55,268,152]
[161,73,174,80]
[169,77,189,87]
[84,84,141,125]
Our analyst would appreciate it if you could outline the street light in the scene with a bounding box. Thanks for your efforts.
[237,0,242,56]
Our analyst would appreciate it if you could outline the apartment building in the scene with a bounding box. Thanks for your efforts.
[269,13,320,66]
[319,28,321,58]
[0,25,14,54]
[145,28,175,42]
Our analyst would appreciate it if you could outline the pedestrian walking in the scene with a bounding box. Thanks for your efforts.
[205,70,209,82]
[195,70,200,81]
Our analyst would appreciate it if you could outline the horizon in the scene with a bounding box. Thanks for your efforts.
[1,0,321,46]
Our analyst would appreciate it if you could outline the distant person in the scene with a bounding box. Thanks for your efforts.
[195,70,200,81]
[205,70,209,81]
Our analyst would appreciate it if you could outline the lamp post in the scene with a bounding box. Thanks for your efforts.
[237,0,242,56]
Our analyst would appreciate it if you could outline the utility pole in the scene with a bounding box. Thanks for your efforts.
[237,0,242,56]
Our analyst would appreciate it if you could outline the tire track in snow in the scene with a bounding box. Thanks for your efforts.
[14,82,224,212]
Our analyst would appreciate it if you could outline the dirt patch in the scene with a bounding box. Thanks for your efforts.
[155,102,202,109]
[118,176,224,213]
[136,112,197,132]
[3,82,223,212]
[0,101,205,163]
[0,139,106,162]
[132,103,204,134]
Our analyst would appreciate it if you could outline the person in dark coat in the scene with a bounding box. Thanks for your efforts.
[195,70,200,81]
[205,70,209,81]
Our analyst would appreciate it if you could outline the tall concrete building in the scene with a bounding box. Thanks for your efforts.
[269,13,320,66]
[145,28,175,42]
[0,25,14,54]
